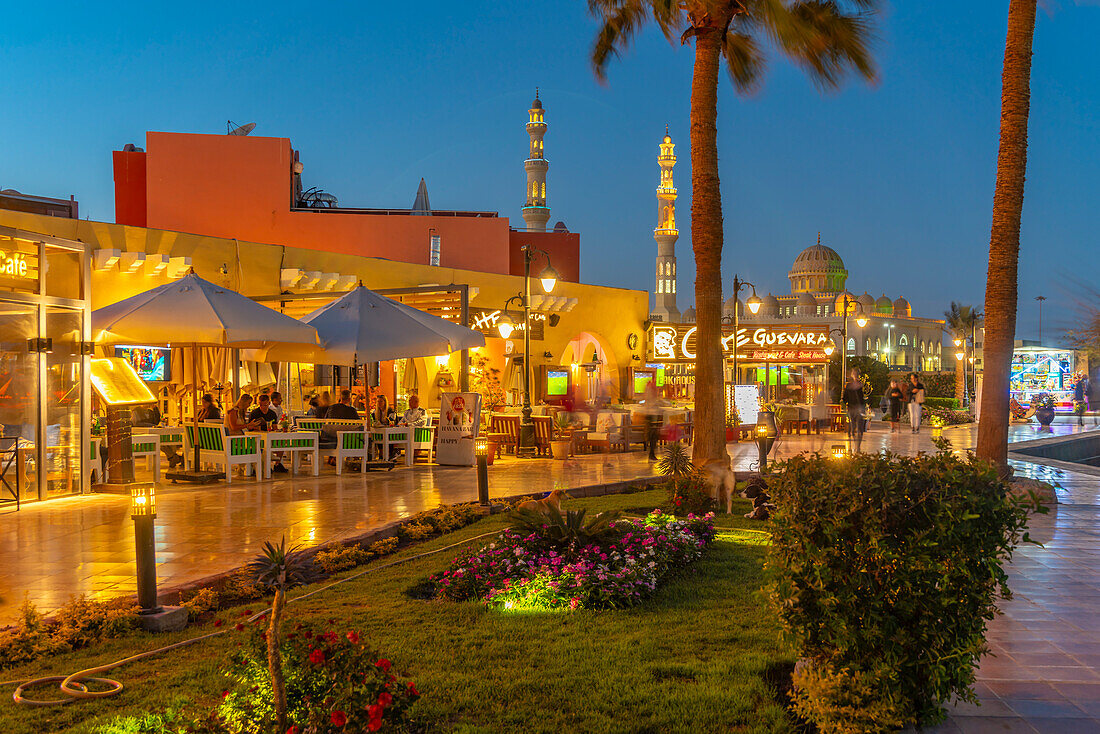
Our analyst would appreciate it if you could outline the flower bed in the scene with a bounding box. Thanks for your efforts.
[431,511,716,611]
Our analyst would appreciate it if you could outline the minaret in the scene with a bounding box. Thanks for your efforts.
[521,89,551,232]
[651,127,680,322]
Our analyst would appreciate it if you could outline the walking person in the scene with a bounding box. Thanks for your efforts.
[887,380,904,433]
[908,373,925,433]
[842,369,866,453]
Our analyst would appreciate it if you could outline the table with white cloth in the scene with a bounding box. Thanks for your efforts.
[368,426,414,467]
[246,431,320,478]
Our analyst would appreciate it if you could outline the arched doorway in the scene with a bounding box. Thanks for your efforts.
[559,331,619,405]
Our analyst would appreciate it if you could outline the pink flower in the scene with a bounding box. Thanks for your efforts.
[330,710,347,726]
[309,649,325,664]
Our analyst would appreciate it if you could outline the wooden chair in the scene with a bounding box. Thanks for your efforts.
[532,415,553,456]
[489,414,520,455]
[184,425,261,483]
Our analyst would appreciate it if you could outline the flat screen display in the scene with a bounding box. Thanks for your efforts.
[633,371,654,396]
[546,369,570,397]
[115,345,170,382]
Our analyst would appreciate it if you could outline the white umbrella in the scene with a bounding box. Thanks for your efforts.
[92,272,321,475]
[261,285,485,365]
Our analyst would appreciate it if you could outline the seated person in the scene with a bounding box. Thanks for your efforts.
[318,390,362,457]
[371,395,396,427]
[305,397,320,417]
[270,391,285,421]
[225,395,263,435]
[130,403,161,427]
[197,393,221,422]
[248,394,280,429]
[315,391,332,419]
[400,394,427,427]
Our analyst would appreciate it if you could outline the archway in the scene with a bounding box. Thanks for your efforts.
[559,331,620,405]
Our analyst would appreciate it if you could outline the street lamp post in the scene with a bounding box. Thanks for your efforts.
[826,295,867,399]
[955,338,968,408]
[727,276,762,389]
[496,245,559,458]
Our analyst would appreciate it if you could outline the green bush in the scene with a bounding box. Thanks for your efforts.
[766,449,1041,730]
[0,594,138,671]
[369,537,399,556]
[315,543,372,574]
[828,354,889,401]
[923,396,960,410]
[664,474,716,516]
[920,371,957,399]
[181,587,220,617]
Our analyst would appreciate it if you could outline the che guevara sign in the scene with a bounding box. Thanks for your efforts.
[648,323,830,363]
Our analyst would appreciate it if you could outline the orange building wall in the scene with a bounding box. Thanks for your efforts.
[112,150,147,227]
[118,131,580,281]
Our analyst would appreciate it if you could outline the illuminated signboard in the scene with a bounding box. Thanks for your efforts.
[470,308,545,340]
[648,323,829,363]
[0,245,38,292]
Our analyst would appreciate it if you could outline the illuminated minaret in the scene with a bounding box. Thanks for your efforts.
[651,127,680,322]
[521,89,550,232]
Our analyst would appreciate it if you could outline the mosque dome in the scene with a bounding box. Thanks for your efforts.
[788,236,848,294]
[681,307,696,323]
[722,296,743,319]
[857,292,876,309]
[530,96,542,110]
[875,295,894,315]
[760,294,780,316]
[797,291,818,316]
[893,296,912,318]
[834,290,856,314]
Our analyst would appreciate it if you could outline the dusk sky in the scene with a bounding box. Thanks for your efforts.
[2,1,1097,343]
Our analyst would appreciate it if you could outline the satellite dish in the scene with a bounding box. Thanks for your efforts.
[226,120,256,136]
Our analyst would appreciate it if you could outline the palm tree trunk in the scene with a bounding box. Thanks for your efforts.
[955,347,965,405]
[268,589,288,731]
[689,29,728,471]
[977,0,1037,468]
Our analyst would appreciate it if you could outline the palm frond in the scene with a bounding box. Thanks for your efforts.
[761,0,878,90]
[588,0,680,82]
[722,28,766,94]
[656,441,697,477]
[248,536,306,591]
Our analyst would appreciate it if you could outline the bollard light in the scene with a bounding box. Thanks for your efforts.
[831,444,848,459]
[130,484,161,614]
[475,436,490,507]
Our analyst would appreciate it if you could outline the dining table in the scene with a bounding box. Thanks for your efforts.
[245,430,320,478]
[368,425,415,467]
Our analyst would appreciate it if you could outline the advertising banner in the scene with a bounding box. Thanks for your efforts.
[436,392,482,466]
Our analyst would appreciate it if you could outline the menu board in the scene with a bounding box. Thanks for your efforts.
[1009,350,1074,408]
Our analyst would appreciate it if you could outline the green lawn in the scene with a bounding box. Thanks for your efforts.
[0,490,795,734]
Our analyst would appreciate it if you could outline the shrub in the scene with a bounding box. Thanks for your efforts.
[369,537,400,557]
[215,623,420,733]
[925,406,971,426]
[316,543,372,574]
[509,506,620,547]
[52,595,139,649]
[0,596,66,669]
[767,449,1041,729]
[924,396,960,410]
[397,521,434,542]
[656,441,695,478]
[220,569,266,604]
[919,372,957,399]
[181,587,220,617]
[791,661,909,734]
[665,474,716,516]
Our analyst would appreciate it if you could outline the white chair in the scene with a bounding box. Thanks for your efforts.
[89,437,103,484]
[334,430,370,474]
[184,424,261,483]
[130,434,162,482]
[410,419,435,464]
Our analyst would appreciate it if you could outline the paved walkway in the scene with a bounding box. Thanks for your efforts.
[3,417,1100,731]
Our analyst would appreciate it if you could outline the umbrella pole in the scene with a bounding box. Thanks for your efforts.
[193,343,201,472]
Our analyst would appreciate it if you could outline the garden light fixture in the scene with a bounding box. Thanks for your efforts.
[130,483,161,614]
[831,445,847,459]
[475,436,490,507]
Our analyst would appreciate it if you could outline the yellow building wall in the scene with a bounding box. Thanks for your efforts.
[0,210,650,405]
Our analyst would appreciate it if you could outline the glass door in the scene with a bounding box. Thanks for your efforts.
[44,306,83,497]
[0,301,39,500]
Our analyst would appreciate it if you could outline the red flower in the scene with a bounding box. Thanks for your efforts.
[324,631,338,644]
[242,609,253,616]
[346,631,360,644]
[221,690,229,699]
[368,703,383,719]
[309,649,325,664]
[367,719,382,732]
[286,727,299,734]
[303,630,313,639]
[376,658,392,673]
[234,623,245,632]
[330,710,347,727]
[407,681,419,696]
[378,691,393,707]
[213,619,223,627]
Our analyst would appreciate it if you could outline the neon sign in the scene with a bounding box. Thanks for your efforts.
[0,251,30,279]
[649,324,829,363]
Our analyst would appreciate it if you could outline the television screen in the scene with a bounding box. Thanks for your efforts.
[546,369,570,397]
[633,371,654,396]
[115,345,170,382]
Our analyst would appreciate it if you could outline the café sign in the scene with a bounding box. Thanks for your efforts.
[648,323,830,363]
[470,308,545,340]
[0,250,30,279]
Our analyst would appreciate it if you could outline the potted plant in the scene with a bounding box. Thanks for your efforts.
[1032,393,1056,426]
[551,412,574,460]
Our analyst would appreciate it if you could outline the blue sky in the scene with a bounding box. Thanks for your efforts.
[1,1,1097,343]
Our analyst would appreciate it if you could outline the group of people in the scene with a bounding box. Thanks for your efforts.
[842,370,926,452]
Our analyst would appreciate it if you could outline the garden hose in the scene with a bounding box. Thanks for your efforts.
[5,529,502,708]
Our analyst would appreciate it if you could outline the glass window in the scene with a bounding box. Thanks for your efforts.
[0,237,40,296]
[45,306,83,497]
[0,302,39,499]
[44,245,83,300]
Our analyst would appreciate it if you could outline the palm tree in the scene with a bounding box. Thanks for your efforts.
[977,0,1038,469]
[249,537,306,732]
[589,0,878,469]
[943,302,981,405]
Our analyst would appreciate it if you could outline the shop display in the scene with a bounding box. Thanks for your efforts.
[1010,349,1074,410]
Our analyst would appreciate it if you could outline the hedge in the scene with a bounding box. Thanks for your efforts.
[923,397,959,410]
[766,448,1042,732]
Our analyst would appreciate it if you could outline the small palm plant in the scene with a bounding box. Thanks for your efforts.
[656,441,696,478]
[248,537,306,733]
[510,506,620,547]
